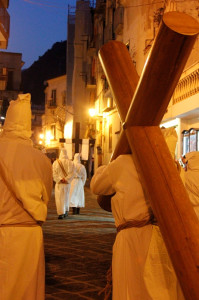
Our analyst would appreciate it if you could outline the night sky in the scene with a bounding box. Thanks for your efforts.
[4,0,76,69]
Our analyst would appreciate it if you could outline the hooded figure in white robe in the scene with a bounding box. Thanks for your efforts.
[90,153,184,300]
[52,148,74,218]
[69,153,87,214]
[0,93,53,300]
[184,151,199,220]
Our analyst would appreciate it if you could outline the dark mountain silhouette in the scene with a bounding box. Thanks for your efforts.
[21,40,67,105]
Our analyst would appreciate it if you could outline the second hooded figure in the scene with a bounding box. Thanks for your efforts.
[69,153,87,214]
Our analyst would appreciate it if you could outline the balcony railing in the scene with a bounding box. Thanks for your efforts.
[114,7,124,35]
[172,63,199,105]
[47,98,57,108]
[0,7,10,48]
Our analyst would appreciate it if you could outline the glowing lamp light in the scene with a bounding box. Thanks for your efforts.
[39,133,44,139]
[89,108,96,117]
[45,130,53,145]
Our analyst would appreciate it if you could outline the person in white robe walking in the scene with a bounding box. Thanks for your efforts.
[90,154,184,300]
[52,148,74,219]
[69,153,87,214]
[0,93,53,300]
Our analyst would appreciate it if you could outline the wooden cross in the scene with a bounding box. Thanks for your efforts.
[60,122,83,153]
[98,12,199,300]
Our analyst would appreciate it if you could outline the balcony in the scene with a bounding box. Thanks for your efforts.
[172,63,199,105]
[47,98,57,108]
[114,7,124,35]
[0,7,10,49]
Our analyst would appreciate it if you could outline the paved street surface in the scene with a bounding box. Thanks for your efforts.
[43,183,116,300]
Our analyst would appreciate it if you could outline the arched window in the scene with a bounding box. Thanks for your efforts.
[182,128,199,155]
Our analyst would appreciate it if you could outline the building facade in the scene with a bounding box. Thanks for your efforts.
[92,0,199,167]
[71,0,94,142]
[31,104,45,148]
[67,0,199,172]
[120,0,199,158]
[41,74,68,159]
[0,0,9,49]
[66,0,96,176]
[0,0,10,133]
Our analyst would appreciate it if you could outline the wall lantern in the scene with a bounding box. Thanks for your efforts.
[89,108,96,117]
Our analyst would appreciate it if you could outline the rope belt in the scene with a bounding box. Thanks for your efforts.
[117,216,156,234]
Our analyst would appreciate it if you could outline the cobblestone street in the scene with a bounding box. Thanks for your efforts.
[43,183,116,300]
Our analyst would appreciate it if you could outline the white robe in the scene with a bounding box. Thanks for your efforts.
[184,151,199,219]
[90,155,183,300]
[69,162,87,208]
[52,158,74,214]
[0,134,53,300]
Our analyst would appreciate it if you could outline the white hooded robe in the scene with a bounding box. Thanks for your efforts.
[0,94,53,300]
[52,149,74,215]
[69,153,87,208]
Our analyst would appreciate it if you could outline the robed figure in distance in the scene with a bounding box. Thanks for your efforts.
[69,153,87,215]
[0,93,53,300]
[52,148,74,219]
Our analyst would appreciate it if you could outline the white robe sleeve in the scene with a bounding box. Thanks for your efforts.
[80,165,87,186]
[13,178,50,222]
[65,160,75,184]
[52,160,63,183]
[90,164,115,195]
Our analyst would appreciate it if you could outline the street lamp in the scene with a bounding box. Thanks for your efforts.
[89,108,96,117]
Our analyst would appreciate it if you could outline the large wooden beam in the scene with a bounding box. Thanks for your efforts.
[99,40,139,159]
[99,40,139,121]
[98,11,199,300]
[126,126,199,300]
[97,41,138,211]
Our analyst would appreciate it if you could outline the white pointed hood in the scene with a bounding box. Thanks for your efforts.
[3,93,32,139]
[59,148,68,159]
[73,153,81,164]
